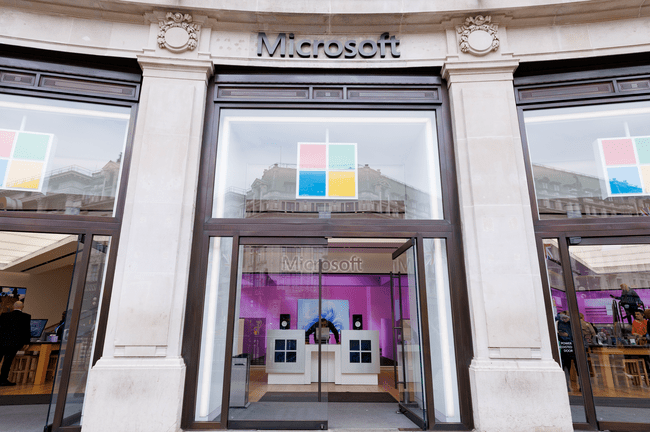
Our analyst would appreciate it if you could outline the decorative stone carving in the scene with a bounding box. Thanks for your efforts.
[157,12,200,53]
[457,16,499,56]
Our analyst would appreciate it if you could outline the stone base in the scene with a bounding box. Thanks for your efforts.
[470,358,573,432]
[82,357,185,432]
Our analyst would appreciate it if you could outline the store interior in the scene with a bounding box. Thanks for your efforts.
[0,232,75,404]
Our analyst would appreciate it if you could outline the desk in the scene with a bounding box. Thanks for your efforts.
[588,345,649,389]
[266,330,380,385]
[26,342,60,386]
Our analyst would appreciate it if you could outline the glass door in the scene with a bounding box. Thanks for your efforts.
[226,238,330,430]
[565,238,650,430]
[391,239,427,429]
[46,235,113,430]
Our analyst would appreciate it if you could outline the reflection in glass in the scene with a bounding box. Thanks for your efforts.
[213,110,443,220]
[568,243,650,424]
[524,102,650,219]
[47,237,84,426]
[195,237,233,422]
[0,94,131,216]
[543,239,587,423]
[393,243,427,426]
[61,236,111,425]
[423,238,460,422]
[227,244,328,426]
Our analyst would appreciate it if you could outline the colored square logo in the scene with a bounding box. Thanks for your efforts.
[635,137,650,164]
[602,138,636,165]
[299,144,326,169]
[6,160,44,190]
[607,167,643,194]
[13,132,50,161]
[328,171,355,197]
[640,166,650,193]
[0,130,16,158]
[298,171,326,196]
[0,160,8,187]
[329,144,355,170]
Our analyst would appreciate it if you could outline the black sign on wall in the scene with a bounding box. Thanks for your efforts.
[257,32,401,59]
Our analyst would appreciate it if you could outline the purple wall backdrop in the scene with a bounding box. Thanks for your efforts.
[239,273,411,362]
[551,288,649,324]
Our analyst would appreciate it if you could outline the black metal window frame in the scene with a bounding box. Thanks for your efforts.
[516,60,650,432]
[0,48,141,432]
[180,68,475,431]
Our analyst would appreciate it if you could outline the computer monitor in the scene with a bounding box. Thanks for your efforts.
[30,319,48,339]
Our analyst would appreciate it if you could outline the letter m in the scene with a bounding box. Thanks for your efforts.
[258,32,286,57]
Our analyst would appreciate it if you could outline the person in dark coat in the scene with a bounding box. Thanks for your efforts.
[0,301,32,386]
[610,284,643,324]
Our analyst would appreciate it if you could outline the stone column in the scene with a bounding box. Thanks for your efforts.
[82,55,213,432]
[441,59,573,432]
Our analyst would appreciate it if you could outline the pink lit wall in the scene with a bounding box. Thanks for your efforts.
[238,273,411,362]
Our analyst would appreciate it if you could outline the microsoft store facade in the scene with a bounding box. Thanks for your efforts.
[1,2,650,432]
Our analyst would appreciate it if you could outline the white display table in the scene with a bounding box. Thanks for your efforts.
[266,330,379,385]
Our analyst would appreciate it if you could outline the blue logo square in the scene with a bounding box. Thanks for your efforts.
[299,171,326,196]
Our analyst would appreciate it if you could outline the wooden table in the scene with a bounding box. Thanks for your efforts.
[588,344,650,389]
[26,342,60,386]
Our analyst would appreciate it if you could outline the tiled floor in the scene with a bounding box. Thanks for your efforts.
[248,366,401,403]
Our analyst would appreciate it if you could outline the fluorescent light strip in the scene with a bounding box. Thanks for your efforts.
[0,101,130,120]
[525,107,650,123]
[227,116,431,124]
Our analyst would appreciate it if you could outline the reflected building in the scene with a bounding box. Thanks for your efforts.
[223,162,431,219]
[533,164,650,219]
[0,159,121,216]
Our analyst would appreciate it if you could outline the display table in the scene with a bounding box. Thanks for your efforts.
[26,342,60,385]
[266,330,379,385]
[588,344,650,389]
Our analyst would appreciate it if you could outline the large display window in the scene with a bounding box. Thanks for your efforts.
[0,94,131,216]
[524,101,650,220]
[213,109,443,220]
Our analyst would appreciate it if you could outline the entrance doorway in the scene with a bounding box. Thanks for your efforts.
[226,238,427,430]
[542,236,650,431]
[0,231,113,431]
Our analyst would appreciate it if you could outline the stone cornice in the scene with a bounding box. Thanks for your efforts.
[1,0,649,29]
[136,54,213,82]
[441,59,520,85]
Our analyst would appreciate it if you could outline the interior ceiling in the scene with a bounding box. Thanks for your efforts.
[0,232,78,273]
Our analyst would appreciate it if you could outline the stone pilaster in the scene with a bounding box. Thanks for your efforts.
[82,55,213,432]
[442,59,573,432]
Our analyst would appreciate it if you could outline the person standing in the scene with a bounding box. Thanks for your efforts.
[610,284,643,324]
[0,301,32,386]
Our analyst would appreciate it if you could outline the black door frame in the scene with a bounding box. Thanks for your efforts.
[181,68,474,432]
[536,234,650,432]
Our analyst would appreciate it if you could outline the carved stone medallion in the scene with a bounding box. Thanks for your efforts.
[158,12,201,53]
[457,16,499,56]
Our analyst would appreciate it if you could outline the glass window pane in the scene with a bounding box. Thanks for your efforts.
[542,239,587,423]
[213,109,443,220]
[195,237,233,422]
[0,94,131,216]
[422,238,460,423]
[568,243,650,424]
[62,236,111,425]
[524,101,650,219]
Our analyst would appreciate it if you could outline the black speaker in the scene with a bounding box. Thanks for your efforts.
[352,314,363,330]
[280,314,290,330]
